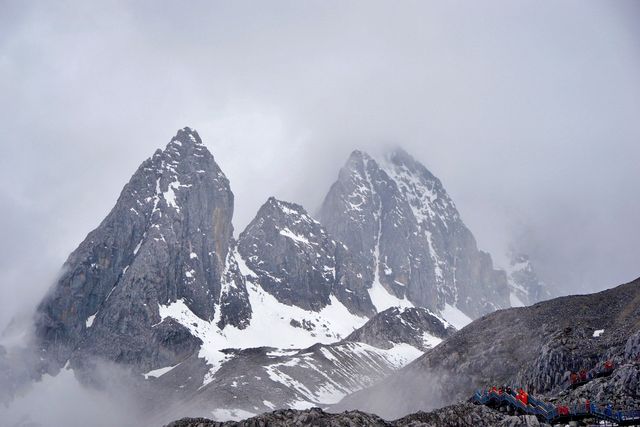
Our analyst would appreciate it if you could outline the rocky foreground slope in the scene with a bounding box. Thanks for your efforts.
[335,277,640,419]
[166,404,545,427]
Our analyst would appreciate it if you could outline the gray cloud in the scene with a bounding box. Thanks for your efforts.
[1,0,639,331]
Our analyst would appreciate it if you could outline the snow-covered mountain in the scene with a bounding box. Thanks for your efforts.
[319,148,511,320]
[237,197,375,317]
[28,128,545,421]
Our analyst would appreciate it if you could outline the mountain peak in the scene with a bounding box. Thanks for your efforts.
[172,126,203,145]
[383,146,411,161]
[35,128,246,373]
[348,149,370,159]
[261,197,317,225]
[161,127,210,162]
[345,149,375,169]
[320,146,510,320]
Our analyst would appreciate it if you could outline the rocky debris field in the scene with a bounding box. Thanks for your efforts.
[166,404,551,427]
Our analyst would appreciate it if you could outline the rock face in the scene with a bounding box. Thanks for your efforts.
[319,149,510,319]
[334,277,640,419]
[237,198,374,316]
[344,307,455,352]
[35,128,250,374]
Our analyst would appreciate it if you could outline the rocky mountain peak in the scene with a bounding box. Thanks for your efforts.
[238,197,340,311]
[346,148,373,163]
[260,197,318,227]
[319,147,510,321]
[34,127,249,374]
[174,126,203,144]
[381,148,459,228]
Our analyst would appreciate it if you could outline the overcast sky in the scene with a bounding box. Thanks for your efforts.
[1,0,639,330]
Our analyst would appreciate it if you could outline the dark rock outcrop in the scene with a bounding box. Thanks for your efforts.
[345,307,455,351]
[237,198,374,315]
[166,403,546,426]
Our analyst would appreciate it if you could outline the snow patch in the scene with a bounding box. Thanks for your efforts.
[133,239,143,255]
[422,332,443,349]
[289,400,315,410]
[85,314,96,328]
[441,303,472,330]
[262,400,275,410]
[266,349,299,357]
[368,278,414,312]
[262,341,423,409]
[233,249,368,347]
[143,364,179,379]
[157,299,233,387]
[509,292,525,308]
[279,228,310,245]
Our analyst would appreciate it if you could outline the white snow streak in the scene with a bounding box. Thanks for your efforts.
[279,227,311,245]
[143,364,179,379]
[85,314,96,328]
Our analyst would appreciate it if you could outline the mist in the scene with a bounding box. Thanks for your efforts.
[2,368,139,427]
[1,0,639,347]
